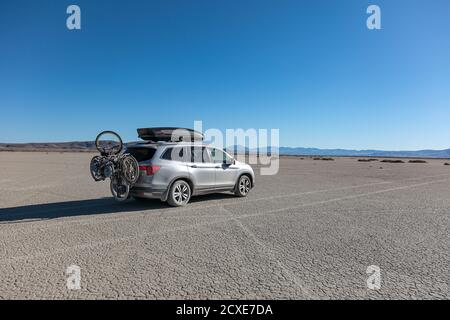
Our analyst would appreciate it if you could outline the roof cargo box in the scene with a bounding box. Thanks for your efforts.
[137,127,204,142]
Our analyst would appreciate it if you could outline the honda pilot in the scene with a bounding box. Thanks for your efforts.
[126,142,255,206]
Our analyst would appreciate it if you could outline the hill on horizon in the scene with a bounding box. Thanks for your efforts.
[226,145,450,158]
[1,141,450,158]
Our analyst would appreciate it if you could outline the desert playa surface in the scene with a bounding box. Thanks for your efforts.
[0,152,449,299]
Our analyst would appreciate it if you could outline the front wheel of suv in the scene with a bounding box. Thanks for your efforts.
[235,175,251,197]
[167,180,191,207]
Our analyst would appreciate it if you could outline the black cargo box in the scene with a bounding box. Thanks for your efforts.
[137,127,204,142]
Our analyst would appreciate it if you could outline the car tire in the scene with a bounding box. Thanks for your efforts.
[167,180,191,207]
[235,175,251,197]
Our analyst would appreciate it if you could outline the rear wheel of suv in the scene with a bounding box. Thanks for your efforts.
[235,175,251,197]
[167,180,191,207]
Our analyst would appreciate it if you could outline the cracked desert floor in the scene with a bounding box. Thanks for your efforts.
[0,152,449,299]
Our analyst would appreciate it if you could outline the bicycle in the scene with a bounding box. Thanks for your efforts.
[89,131,139,201]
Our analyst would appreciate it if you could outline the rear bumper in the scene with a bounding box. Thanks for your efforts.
[130,186,165,200]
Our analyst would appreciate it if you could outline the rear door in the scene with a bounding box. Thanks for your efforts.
[209,148,239,188]
[187,146,216,192]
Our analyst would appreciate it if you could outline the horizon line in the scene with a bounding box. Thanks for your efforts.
[0,141,449,152]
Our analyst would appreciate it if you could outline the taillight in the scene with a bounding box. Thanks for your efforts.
[139,165,161,176]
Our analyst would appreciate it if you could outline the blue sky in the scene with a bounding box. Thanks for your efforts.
[1,0,449,149]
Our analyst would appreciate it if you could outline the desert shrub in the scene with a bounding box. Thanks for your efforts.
[380,159,404,163]
[408,160,427,163]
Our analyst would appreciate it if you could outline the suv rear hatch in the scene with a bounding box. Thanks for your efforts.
[126,146,156,163]
[126,145,159,186]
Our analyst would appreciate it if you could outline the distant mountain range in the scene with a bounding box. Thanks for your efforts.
[1,142,450,158]
[0,141,98,152]
[226,146,450,158]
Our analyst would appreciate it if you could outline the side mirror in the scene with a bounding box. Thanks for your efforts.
[224,158,234,165]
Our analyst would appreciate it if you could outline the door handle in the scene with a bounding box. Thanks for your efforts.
[189,164,198,168]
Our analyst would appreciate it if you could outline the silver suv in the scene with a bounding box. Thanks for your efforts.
[126,142,255,206]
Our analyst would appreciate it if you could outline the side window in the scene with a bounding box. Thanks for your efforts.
[210,148,231,164]
[161,147,188,162]
[190,147,211,163]
[161,148,173,160]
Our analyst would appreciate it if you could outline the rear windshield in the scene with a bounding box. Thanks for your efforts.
[126,147,156,162]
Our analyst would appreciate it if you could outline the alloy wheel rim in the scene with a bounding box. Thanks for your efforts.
[239,177,250,195]
[173,183,189,204]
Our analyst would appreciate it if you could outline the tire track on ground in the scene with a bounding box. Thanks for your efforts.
[2,172,450,228]
[1,175,449,265]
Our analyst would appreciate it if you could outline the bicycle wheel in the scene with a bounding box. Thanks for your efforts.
[121,155,140,184]
[95,131,123,155]
[110,176,130,202]
[90,156,104,181]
